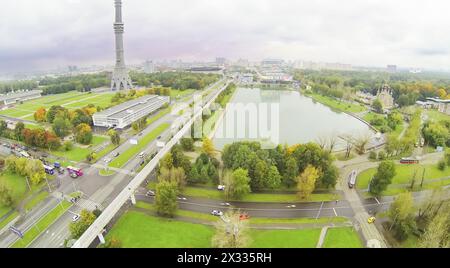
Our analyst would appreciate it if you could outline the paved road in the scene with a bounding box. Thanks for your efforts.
[23,79,227,248]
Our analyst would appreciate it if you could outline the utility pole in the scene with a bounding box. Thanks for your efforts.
[420,168,426,188]
[25,176,32,191]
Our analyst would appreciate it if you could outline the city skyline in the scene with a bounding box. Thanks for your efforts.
[1,0,450,73]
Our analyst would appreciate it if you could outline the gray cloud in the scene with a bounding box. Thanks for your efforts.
[1,0,450,73]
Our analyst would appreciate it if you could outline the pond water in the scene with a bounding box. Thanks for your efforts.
[212,88,375,150]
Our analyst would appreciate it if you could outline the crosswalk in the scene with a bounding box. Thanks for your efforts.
[74,198,103,211]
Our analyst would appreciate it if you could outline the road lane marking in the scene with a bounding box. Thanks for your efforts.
[333,208,337,217]
[315,202,324,219]
[374,197,380,204]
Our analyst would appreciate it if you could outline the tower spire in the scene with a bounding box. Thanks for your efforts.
[111,0,132,91]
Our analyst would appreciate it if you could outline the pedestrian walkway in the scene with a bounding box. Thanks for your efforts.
[316,226,329,248]
[75,198,103,211]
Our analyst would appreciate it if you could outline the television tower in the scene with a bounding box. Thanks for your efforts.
[111,0,132,91]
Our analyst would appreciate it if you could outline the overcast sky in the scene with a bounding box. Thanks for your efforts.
[1,0,450,73]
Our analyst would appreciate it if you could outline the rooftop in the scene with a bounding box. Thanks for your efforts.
[426,97,450,103]
[0,89,43,101]
[93,95,168,119]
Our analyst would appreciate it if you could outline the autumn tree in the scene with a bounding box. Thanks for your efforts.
[26,159,46,185]
[419,209,449,248]
[14,122,25,141]
[69,209,97,239]
[34,107,47,122]
[74,123,93,145]
[52,115,72,138]
[107,129,120,146]
[212,210,251,248]
[202,137,215,157]
[297,165,320,200]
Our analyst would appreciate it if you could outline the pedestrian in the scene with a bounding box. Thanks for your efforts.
[335,199,338,204]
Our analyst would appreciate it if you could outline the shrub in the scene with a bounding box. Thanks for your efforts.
[369,151,377,160]
[437,160,446,171]
[378,151,386,160]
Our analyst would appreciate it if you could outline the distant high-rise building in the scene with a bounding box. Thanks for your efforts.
[216,57,227,66]
[111,0,133,91]
[143,60,156,74]
[387,65,397,73]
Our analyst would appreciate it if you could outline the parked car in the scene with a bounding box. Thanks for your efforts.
[72,214,80,222]
[211,210,223,216]
[103,158,111,163]
[113,152,120,157]
[217,185,225,191]
[146,190,155,197]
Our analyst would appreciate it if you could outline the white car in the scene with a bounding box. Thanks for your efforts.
[217,185,225,191]
[177,197,187,201]
[146,190,155,197]
[72,214,80,222]
[103,158,111,163]
[220,202,231,206]
[211,210,223,216]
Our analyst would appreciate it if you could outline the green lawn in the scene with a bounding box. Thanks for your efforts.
[50,145,91,162]
[0,172,28,203]
[250,229,321,248]
[11,200,72,248]
[322,227,363,248]
[145,108,171,127]
[425,110,450,123]
[182,186,339,203]
[24,191,49,212]
[108,123,170,169]
[91,135,108,147]
[0,211,19,230]
[307,93,366,113]
[106,211,214,248]
[357,164,450,189]
[106,211,325,248]
[171,89,195,99]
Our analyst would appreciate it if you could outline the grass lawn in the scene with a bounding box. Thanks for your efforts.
[91,135,108,147]
[145,108,171,127]
[249,228,321,248]
[171,89,195,99]
[11,200,72,248]
[50,145,91,162]
[24,191,49,212]
[106,211,324,248]
[322,227,363,248]
[0,211,19,230]
[307,93,366,113]
[0,205,11,218]
[108,123,170,169]
[106,211,214,248]
[182,186,339,203]
[357,164,450,189]
[425,110,450,123]
[0,172,28,203]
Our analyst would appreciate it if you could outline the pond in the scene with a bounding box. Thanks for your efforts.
[212,88,375,150]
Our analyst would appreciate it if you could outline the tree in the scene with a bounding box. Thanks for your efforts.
[369,161,396,196]
[372,99,383,113]
[107,129,120,146]
[155,181,178,217]
[202,137,215,156]
[388,192,416,240]
[297,165,320,200]
[252,160,268,190]
[180,137,194,151]
[69,209,97,239]
[34,107,47,122]
[212,210,251,248]
[46,105,69,123]
[74,123,93,144]
[71,109,92,127]
[52,115,72,138]
[283,157,298,187]
[26,159,46,185]
[266,165,281,189]
[160,153,174,169]
[224,168,251,200]
[158,167,186,191]
[354,133,371,155]
[419,210,449,248]
[14,122,25,141]
[0,183,14,207]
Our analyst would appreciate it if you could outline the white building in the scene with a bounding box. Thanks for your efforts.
[0,90,43,106]
[143,60,156,74]
[426,98,450,115]
[93,95,170,129]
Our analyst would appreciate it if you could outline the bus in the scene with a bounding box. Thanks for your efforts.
[400,157,419,164]
[43,164,55,175]
[67,166,83,178]
[348,170,357,188]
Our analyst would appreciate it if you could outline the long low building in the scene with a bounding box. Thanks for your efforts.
[93,95,170,129]
[426,98,450,115]
[0,89,43,105]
